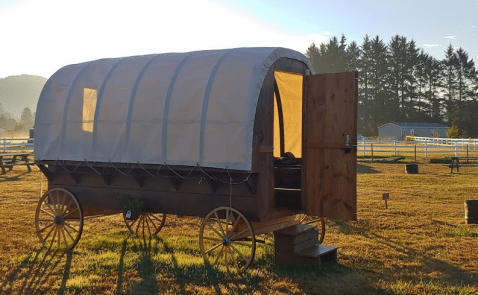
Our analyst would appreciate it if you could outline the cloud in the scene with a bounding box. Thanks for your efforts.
[424,44,440,48]
[444,36,457,39]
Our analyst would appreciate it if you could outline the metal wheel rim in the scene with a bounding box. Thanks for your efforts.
[199,206,256,270]
[123,212,166,238]
[35,188,83,250]
[299,215,325,244]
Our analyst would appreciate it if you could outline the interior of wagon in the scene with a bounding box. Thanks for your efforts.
[272,70,303,210]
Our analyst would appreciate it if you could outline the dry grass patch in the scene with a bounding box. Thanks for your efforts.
[0,164,477,294]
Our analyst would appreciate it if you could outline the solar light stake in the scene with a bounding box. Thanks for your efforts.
[382,193,390,209]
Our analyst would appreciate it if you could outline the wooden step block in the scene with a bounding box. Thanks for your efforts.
[274,224,338,265]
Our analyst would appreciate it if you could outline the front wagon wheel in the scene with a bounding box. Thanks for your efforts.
[199,207,256,271]
[35,188,84,250]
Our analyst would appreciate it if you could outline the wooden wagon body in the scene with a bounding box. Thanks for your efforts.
[34,47,357,268]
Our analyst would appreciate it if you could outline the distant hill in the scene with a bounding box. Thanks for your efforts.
[0,74,47,118]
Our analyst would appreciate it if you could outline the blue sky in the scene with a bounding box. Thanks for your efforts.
[1,0,477,78]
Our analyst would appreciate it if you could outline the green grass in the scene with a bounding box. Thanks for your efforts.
[1,165,478,294]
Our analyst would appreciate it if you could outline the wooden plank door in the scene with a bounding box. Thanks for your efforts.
[301,72,358,221]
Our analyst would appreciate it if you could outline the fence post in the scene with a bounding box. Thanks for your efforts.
[467,145,469,163]
[363,138,366,159]
[455,141,458,157]
[414,144,417,162]
[371,143,374,163]
[425,141,428,158]
[394,141,397,156]
[2,138,5,153]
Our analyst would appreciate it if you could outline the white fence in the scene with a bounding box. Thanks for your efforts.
[0,138,34,153]
[358,137,478,159]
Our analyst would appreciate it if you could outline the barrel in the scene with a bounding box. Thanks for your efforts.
[464,200,478,224]
[405,164,419,174]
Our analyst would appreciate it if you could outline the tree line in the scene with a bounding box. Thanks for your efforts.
[306,34,478,137]
[0,104,34,137]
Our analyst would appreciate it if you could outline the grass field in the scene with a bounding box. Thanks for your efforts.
[0,162,477,295]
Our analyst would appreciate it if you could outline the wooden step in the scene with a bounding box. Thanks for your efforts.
[297,245,338,263]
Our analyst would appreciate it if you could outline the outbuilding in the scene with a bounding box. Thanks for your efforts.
[378,122,449,140]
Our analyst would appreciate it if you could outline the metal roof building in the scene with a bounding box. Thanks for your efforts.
[378,122,449,140]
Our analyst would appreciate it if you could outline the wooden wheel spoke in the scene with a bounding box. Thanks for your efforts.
[61,197,74,216]
[213,246,225,266]
[47,193,57,215]
[213,212,226,237]
[228,215,242,238]
[145,214,157,230]
[230,227,251,240]
[48,193,58,215]
[37,218,54,222]
[64,222,80,233]
[63,224,74,241]
[63,208,78,219]
[39,208,55,218]
[43,224,57,241]
[56,190,61,217]
[149,214,163,223]
[145,215,152,237]
[38,222,55,233]
[205,220,224,239]
[230,244,249,263]
[225,209,230,237]
[44,199,57,217]
[205,242,223,254]
[135,216,143,236]
[128,217,139,229]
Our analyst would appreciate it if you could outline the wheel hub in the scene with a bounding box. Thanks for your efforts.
[54,216,63,225]
[222,237,231,246]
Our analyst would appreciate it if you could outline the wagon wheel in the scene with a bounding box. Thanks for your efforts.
[199,207,256,270]
[123,212,166,239]
[299,215,325,244]
[35,188,83,250]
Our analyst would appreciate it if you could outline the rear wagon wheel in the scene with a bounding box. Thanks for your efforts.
[123,212,166,239]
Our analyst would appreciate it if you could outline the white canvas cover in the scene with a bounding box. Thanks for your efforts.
[34,47,313,171]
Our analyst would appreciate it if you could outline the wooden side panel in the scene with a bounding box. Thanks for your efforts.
[302,72,357,221]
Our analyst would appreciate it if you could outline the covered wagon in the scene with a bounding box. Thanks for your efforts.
[34,47,357,269]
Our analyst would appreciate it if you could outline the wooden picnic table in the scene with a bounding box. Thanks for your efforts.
[0,152,33,174]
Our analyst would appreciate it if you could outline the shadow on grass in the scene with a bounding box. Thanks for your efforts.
[0,171,30,182]
[357,164,380,174]
[361,231,478,288]
[0,244,73,295]
[120,237,262,295]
